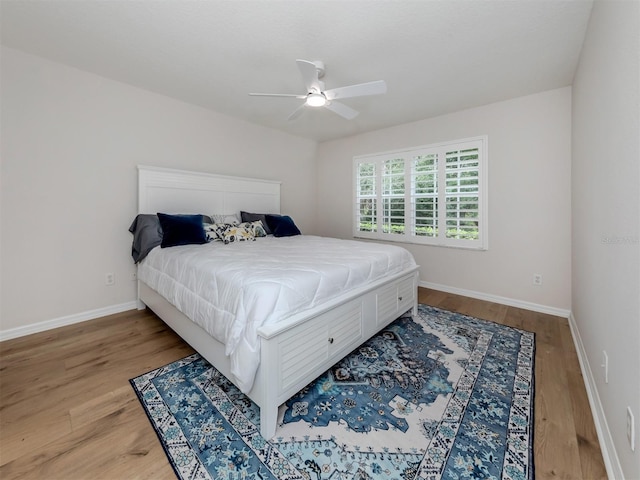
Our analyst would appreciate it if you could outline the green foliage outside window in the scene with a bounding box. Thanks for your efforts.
[358,222,479,240]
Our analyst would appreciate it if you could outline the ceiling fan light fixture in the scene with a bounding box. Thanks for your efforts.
[306,92,327,107]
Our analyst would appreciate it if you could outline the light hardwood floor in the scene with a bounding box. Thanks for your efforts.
[0,288,607,479]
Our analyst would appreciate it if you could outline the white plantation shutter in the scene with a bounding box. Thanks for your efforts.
[353,136,487,249]
[445,147,480,240]
[382,158,405,235]
[412,153,438,238]
[355,161,376,233]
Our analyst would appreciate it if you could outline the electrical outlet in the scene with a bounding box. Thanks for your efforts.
[533,273,543,286]
[601,350,609,384]
[627,407,635,451]
[105,272,115,286]
[131,271,137,282]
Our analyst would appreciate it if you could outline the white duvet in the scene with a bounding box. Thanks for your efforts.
[138,235,417,393]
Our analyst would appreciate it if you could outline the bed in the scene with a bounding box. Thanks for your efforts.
[135,165,419,439]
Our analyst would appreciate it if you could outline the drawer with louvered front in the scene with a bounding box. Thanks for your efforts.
[397,275,416,314]
[376,275,416,326]
[276,300,363,392]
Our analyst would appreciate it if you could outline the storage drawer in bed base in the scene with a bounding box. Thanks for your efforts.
[276,298,364,393]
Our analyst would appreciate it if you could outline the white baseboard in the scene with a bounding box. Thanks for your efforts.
[0,301,138,342]
[568,312,622,480]
[420,281,571,318]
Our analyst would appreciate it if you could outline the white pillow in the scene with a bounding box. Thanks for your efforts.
[210,213,240,225]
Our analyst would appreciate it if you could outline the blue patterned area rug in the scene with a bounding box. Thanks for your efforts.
[130,305,535,480]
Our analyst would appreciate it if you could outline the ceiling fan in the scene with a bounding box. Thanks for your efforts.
[249,59,387,120]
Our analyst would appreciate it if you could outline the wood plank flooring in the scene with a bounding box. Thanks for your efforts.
[0,288,607,479]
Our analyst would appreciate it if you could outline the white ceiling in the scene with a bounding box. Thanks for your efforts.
[0,0,593,142]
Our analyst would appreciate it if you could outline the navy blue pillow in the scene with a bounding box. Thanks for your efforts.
[157,213,207,248]
[266,214,301,237]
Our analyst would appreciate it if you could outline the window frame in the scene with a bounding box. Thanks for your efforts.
[353,135,488,250]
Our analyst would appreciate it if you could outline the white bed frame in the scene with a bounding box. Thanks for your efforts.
[136,165,419,438]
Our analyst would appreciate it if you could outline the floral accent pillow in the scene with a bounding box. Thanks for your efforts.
[203,223,231,242]
[220,225,256,244]
[239,220,267,238]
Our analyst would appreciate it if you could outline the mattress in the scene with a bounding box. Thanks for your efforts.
[138,235,417,392]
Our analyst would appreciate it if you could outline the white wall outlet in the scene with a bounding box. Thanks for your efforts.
[601,350,609,384]
[131,271,137,282]
[532,273,543,286]
[105,272,115,286]
[627,407,635,451]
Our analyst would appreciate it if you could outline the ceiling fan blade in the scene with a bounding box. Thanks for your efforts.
[249,93,307,98]
[324,80,387,101]
[287,103,306,121]
[296,59,321,93]
[325,101,359,120]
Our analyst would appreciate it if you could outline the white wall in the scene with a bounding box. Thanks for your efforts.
[316,88,572,313]
[0,46,317,335]
[571,0,640,478]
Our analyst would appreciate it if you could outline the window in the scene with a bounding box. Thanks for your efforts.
[354,136,487,249]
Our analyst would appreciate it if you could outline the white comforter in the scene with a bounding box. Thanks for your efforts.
[138,235,417,392]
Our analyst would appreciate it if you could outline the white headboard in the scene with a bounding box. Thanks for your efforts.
[138,165,281,216]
